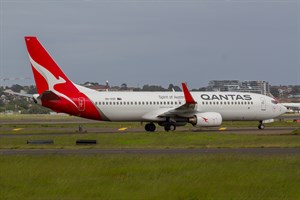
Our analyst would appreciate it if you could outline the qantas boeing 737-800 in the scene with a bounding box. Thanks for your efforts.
[21,36,286,131]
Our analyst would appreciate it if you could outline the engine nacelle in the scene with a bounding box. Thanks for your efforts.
[189,112,222,127]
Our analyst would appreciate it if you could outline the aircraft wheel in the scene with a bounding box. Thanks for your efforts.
[164,124,176,132]
[164,125,170,132]
[145,123,156,132]
[169,124,176,131]
[258,124,265,130]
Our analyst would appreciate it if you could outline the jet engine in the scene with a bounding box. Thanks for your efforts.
[189,112,222,127]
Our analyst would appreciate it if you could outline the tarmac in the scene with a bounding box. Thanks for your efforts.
[1,125,299,155]
[0,126,297,137]
[1,115,300,155]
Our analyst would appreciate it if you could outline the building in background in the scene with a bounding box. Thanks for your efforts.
[207,80,270,96]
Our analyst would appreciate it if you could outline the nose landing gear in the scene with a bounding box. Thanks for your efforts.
[258,121,265,130]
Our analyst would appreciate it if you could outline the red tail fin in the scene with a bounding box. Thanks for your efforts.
[24,36,102,120]
[25,36,73,94]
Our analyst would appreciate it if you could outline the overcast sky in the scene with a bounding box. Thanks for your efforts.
[0,0,299,89]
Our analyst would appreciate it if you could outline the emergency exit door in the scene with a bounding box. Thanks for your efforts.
[260,97,266,111]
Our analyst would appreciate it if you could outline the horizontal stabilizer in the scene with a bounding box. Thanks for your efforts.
[39,90,61,101]
[4,90,33,98]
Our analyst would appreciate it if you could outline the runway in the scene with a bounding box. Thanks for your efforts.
[0,126,297,137]
[1,148,300,155]
[1,115,300,155]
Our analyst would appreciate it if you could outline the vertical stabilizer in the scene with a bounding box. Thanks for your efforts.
[25,36,74,94]
[24,36,102,120]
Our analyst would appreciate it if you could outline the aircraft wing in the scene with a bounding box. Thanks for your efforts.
[159,83,198,117]
[142,83,198,121]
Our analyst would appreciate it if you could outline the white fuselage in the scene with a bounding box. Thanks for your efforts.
[83,89,286,122]
[24,36,287,131]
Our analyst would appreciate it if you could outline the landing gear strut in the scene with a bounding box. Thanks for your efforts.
[145,123,156,132]
[163,117,176,132]
[258,121,265,130]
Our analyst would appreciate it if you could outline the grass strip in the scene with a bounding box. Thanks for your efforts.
[0,154,300,200]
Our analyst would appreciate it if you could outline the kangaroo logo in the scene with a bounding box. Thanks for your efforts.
[29,54,78,108]
[202,117,209,123]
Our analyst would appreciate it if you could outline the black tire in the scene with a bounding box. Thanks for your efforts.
[164,125,170,132]
[164,124,176,132]
[258,124,265,130]
[169,124,176,131]
[145,123,156,132]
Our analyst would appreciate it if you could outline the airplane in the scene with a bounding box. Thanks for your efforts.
[281,103,300,113]
[22,36,287,132]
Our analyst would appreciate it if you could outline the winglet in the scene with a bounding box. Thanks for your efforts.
[182,82,197,104]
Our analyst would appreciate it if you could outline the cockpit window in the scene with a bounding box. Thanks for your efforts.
[271,100,278,104]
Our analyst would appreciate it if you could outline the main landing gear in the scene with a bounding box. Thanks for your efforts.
[164,124,176,132]
[258,121,265,130]
[144,123,177,132]
[145,123,156,132]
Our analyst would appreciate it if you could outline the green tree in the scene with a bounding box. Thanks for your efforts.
[168,84,181,91]
[11,84,24,92]
[142,85,166,91]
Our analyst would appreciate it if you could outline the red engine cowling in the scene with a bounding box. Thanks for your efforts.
[189,112,222,127]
